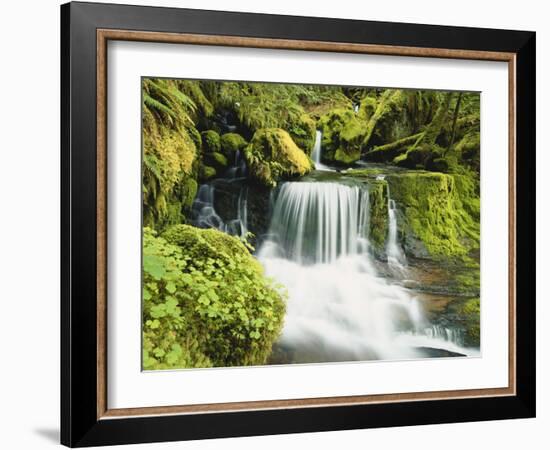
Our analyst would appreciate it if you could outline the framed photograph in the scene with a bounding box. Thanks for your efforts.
[61,1,536,447]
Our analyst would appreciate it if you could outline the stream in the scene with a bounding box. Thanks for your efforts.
[191,133,479,364]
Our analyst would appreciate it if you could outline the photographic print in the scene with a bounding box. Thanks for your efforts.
[141,78,481,370]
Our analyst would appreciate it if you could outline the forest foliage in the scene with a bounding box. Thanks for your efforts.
[141,77,481,368]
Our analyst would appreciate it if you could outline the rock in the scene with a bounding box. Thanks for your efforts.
[367,180,389,256]
[362,89,414,150]
[386,172,480,259]
[200,129,221,154]
[199,165,217,181]
[220,132,248,157]
[290,114,316,156]
[243,128,313,187]
[318,108,366,164]
[205,152,228,170]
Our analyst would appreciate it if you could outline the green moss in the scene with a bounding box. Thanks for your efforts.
[447,297,480,347]
[244,128,312,187]
[201,130,221,154]
[178,80,214,119]
[386,172,479,258]
[455,131,480,172]
[358,96,377,121]
[220,132,248,157]
[366,132,425,163]
[199,165,217,181]
[142,80,201,229]
[181,177,198,210]
[290,114,317,155]
[362,89,410,149]
[205,152,229,170]
[368,181,389,253]
[318,108,366,164]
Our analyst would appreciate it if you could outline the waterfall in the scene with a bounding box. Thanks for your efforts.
[235,186,248,237]
[261,182,369,264]
[353,103,359,113]
[311,130,333,171]
[258,181,429,361]
[226,150,247,179]
[425,325,465,347]
[191,153,249,238]
[192,185,225,230]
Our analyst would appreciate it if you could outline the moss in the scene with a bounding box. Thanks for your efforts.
[220,132,248,157]
[182,178,198,209]
[142,92,200,229]
[393,143,456,173]
[290,114,317,155]
[199,165,217,181]
[446,297,480,347]
[162,224,249,262]
[358,96,377,121]
[366,132,425,163]
[318,108,366,164]
[362,89,411,149]
[455,131,480,172]
[244,128,312,187]
[205,152,229,170]
[368,181,389,253]
[178,80,214,119]
[201,130,221,154]
[386,172,479,259]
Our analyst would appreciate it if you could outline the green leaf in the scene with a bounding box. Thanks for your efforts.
[143,254,166,279]
[166,281,177,294]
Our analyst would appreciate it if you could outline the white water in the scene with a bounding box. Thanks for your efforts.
[311,130,334,172]
[258,180,476,361]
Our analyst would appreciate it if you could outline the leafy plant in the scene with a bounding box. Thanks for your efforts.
[142,226,287,370]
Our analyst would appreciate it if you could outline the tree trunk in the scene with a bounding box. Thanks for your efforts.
[446,92,463,155]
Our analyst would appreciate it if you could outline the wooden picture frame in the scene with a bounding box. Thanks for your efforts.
[61,1,535,447]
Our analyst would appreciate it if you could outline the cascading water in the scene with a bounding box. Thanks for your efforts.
[226,150,247,179]
[260,181,424,361]
[191,153,249,238]
[259,179,478,362]
[311,130,333,172]
[192,184,225,230]
[262,182,368,264]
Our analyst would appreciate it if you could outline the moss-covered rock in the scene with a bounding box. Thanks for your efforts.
[244,128,313,187]
[444,297,480,348]
[394,143,438,170]
[142,81,201,230]
[318,108,366,164]
[220,132,248,157]
[201,130,221,154]
[455,131,480,172]
[358,96,377,121]
[199,165,217,181]
[362,89,413,150]
[368,180,389,254]
[386,172,480,259]
[205,152,228,171]
[290,114,317,156]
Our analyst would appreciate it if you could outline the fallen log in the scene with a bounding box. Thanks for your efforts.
[363,132,425,162]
